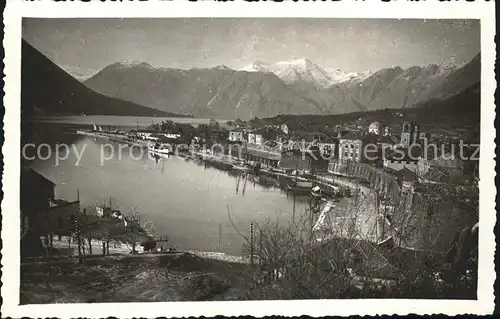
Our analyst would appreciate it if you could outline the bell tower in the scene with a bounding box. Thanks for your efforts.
[400,121,413,147]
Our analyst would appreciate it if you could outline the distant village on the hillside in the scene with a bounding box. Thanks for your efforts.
[131,117,479,186]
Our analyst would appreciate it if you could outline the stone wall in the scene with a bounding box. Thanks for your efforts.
[393,190,478,253]
[328,160,478,253]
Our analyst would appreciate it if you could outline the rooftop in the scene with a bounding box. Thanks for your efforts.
[385,147,422,162]
[338,131,365,141]
[377,135,399,145]
[230,127,246,133]
[395,167,418,182]
[21,167,56,186]
[246,147,281,161]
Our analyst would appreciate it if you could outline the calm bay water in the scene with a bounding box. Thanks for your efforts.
[32,115,224,129]
[31,135,309,255]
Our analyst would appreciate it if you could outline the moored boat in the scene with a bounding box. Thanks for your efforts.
[287,180,313,194]
[232,164,251,172]
[149,143,171,155]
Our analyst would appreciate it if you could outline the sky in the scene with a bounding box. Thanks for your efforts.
[22,18,480,78]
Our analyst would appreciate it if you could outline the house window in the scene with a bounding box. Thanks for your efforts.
[344,152,348,157]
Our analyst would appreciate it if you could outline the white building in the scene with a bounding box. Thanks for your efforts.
[383,157,419,172]
[383,126,392,136]
[281,124,289,135]
[248,132,264,145]
[160,133,181,139]
[383,147,420,172]
[368,122,381,135]
[229,128,246,142]
[338,132,363,162]
[136,131,154,140]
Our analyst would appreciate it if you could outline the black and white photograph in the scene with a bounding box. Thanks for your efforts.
[1,1,496,317]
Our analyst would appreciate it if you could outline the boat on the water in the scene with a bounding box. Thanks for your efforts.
[76,130,97,136]
[287,185,312,194]
[311,185,341,201]
[149,143,171,155]
[287,180,313,194]
[232,164,250,172]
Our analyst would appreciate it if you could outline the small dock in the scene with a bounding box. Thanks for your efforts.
[76,130,149,148]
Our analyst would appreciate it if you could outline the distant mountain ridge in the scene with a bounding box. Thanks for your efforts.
[241,58,374,88]
[84,61,321,119]
[22,40,182,118]
[241,58,336,87]
[83,54,480,119]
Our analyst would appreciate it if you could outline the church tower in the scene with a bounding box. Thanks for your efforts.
[400,121,413,147]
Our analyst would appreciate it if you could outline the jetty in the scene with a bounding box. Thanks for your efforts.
[76,129,149,148]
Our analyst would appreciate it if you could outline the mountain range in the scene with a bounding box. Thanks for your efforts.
[21,40,180,118]
[241,58,372,87]
[83,54,480,119]
[22,38,480,120]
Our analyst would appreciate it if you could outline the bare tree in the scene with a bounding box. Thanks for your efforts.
[229,180,478,300]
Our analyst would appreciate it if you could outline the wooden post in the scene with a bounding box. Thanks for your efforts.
[81,237,86,259]
[128,211,140,254]
[68,235,72,257]
[250,221,254,266]
[75,219,83,264]
[88,237,92,255]
[259,229,263,268]
[218,223,222,252]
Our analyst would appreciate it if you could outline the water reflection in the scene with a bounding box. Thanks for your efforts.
[30,136,309,255]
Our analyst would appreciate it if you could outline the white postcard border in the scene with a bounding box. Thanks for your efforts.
[1,1,496,317]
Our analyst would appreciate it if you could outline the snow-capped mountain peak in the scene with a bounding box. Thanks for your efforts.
[111,61,155,69]
[241,60,271,72]
[275,58,314,69]
[213,65,233,71]
[271,58,332,87]
[241,58,334,87]
[325,68,373,84]
[240,58,372,87]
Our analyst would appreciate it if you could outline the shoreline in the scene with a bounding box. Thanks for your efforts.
[25,236,249,265]
[75,129,359,195]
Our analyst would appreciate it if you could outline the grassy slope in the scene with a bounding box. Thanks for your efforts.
[21,253,247,304]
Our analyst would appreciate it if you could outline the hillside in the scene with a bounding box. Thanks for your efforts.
[84,62,321,119]
[84,62,234,117]
[205,71,322,119]
[286,64,455,114]
[240,56,480,116]
[262,81,480,138]
[21,253,247,303]
[21,40,181,118]
[83,53,480,119]
[431,53,481,99]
